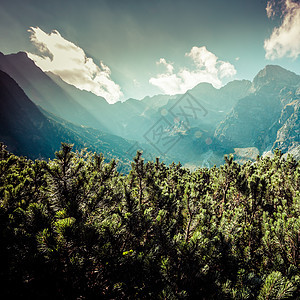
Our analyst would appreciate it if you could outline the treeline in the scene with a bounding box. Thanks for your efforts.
[0,143,299,299]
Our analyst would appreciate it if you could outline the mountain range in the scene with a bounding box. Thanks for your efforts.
[0,51,299,167]
[0,68,139,172]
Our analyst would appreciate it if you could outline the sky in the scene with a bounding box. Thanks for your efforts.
[0,0,299,103]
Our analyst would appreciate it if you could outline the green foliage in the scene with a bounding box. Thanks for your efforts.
[0,143,299,299]
[258,271,296,300]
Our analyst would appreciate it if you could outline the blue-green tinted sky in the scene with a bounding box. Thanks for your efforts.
[0,0,299,101]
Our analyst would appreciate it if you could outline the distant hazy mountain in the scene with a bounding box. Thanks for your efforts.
[191,80,251,110]
[0,69,140,170]
[140,94,177,109]
[186,79,252,126]
[47,71,162,140]
[142,79,252,165]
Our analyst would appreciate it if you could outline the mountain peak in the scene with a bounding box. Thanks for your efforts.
[220,79,251,92]
[252,65,300,91]
[193,82,215,90]
[16,51,29,58]
[259,64,295,76]
[3,51,29,60]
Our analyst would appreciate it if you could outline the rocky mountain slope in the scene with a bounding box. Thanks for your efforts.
[273,99,300,159]
[215,65,300,157]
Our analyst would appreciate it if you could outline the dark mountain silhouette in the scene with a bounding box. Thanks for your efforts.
[0,69,140,170]
[0,69,58,158]
[0,51,110,132]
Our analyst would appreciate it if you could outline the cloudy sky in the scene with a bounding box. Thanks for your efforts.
[0,0,299,103]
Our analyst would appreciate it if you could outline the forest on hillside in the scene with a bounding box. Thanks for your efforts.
[0,142,299,299]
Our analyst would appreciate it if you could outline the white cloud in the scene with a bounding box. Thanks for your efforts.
[149,46,236,95]
[264,0,300,60]
[219,61,237,78]
[27,27,123,104]
[266,0,276,18]
[157,58,174,74]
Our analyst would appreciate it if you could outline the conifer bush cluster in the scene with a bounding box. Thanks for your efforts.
[0,143,299,299]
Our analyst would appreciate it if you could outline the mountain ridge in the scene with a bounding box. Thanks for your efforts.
[0,51,111,132]
[0,50,299,166]
[215,64,300,158]
[0,69,143,171]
